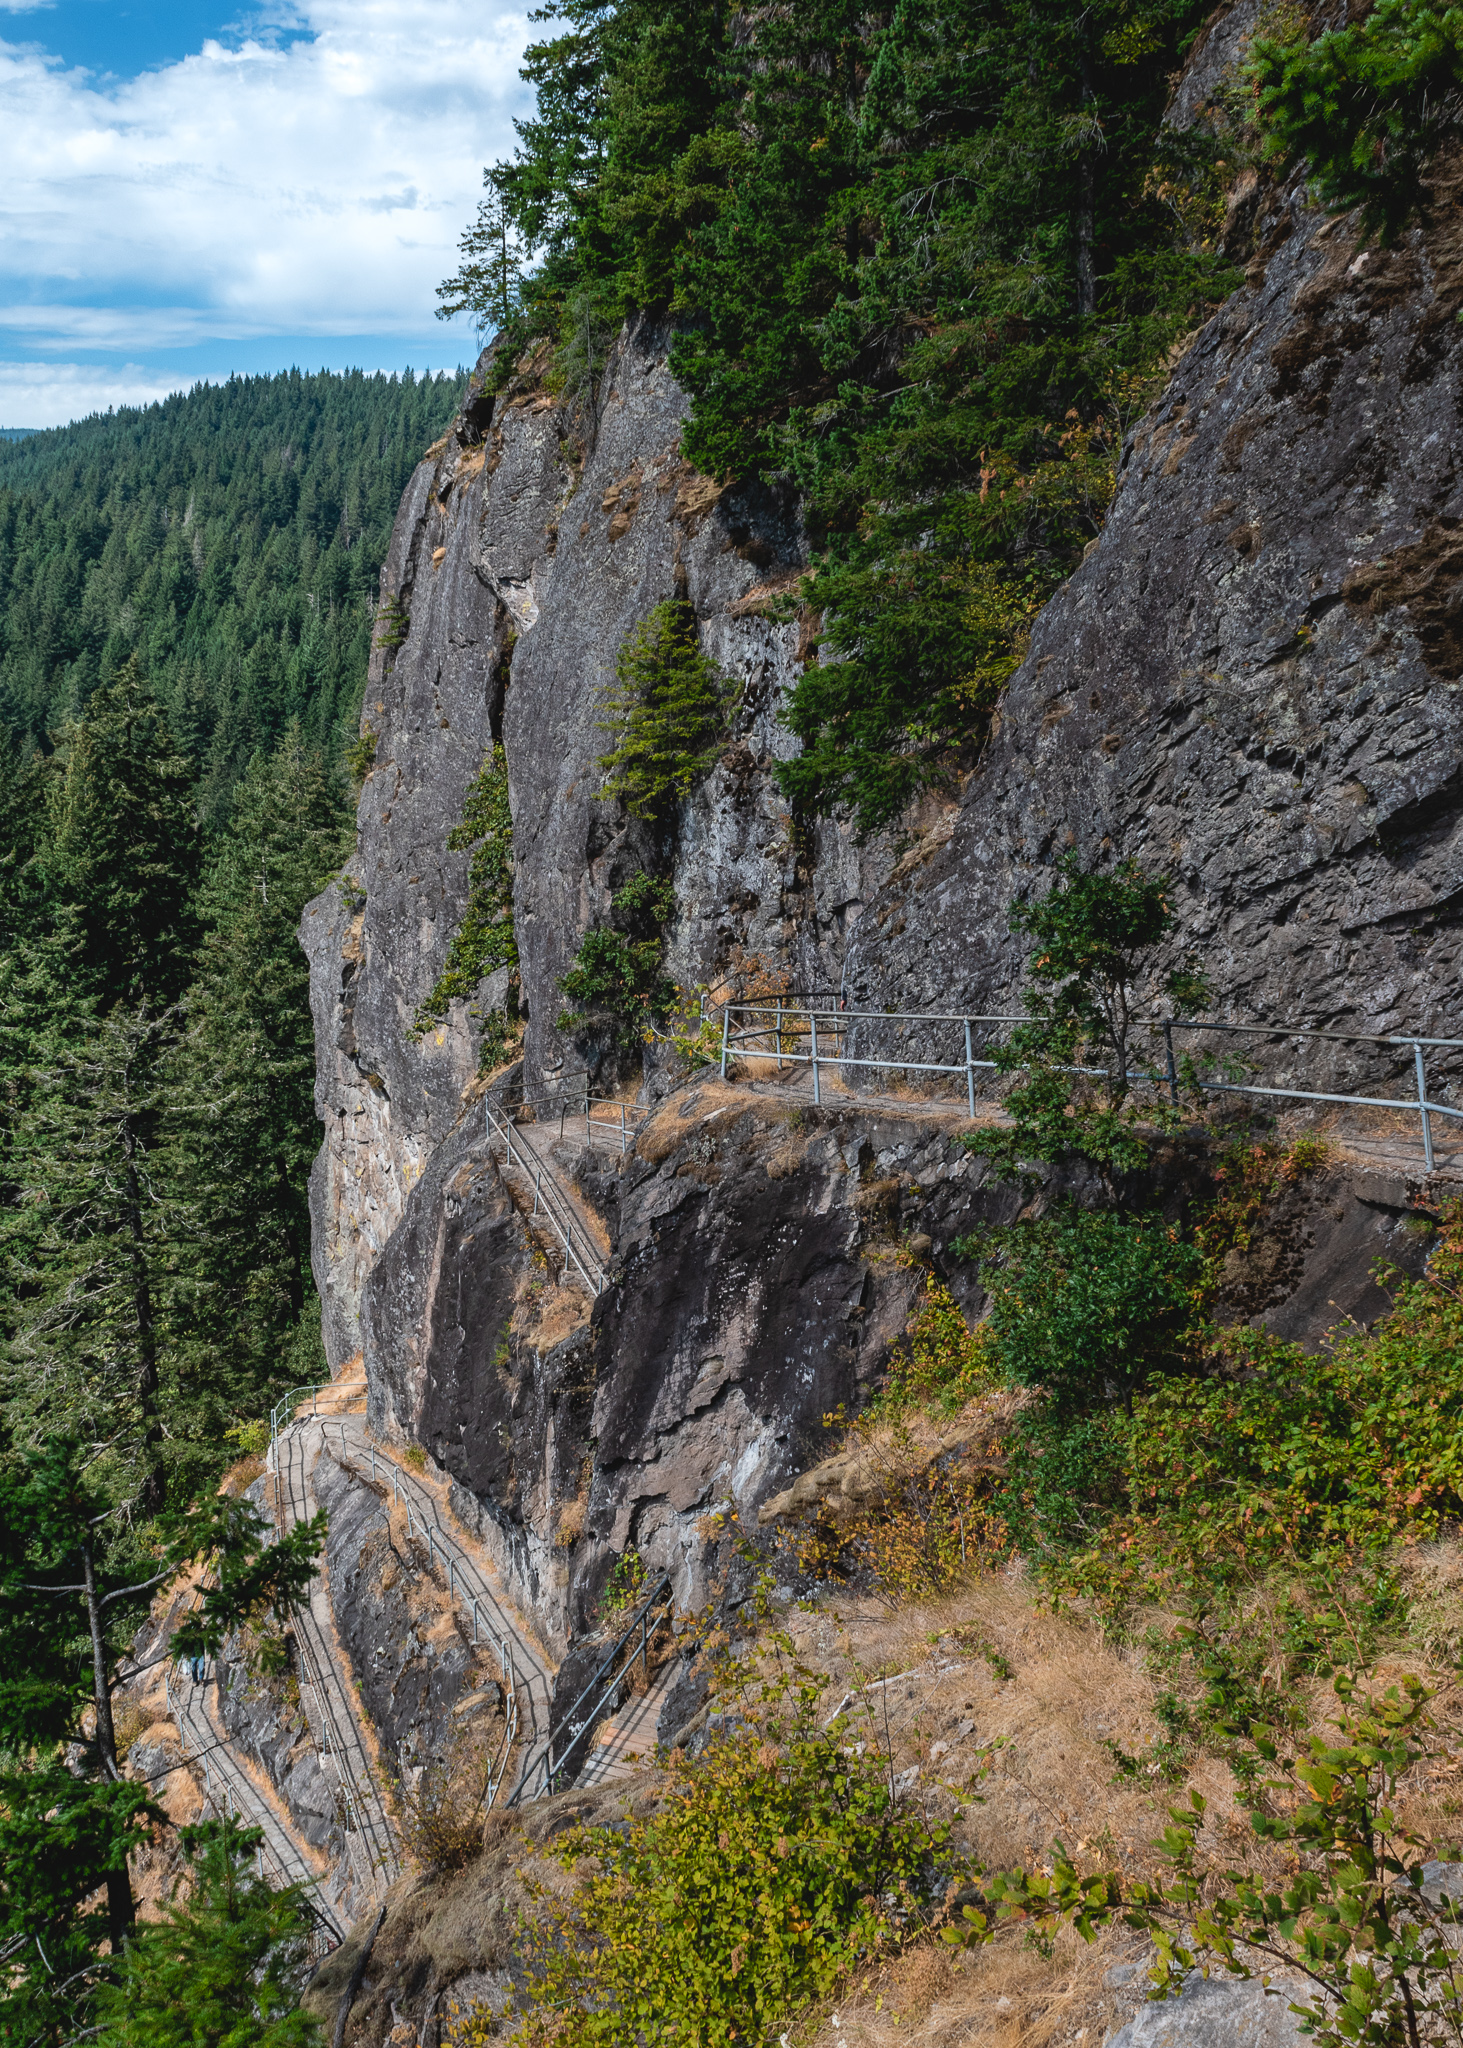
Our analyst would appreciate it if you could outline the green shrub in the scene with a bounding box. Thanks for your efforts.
[598,601,734,819]
[412,744,518,1050]
[1251,0,1463,244]
[963,1207,1204,1418]
[966,853,1209,1181]
[343,725,377,783]
[507,1695,955,2045]
[557,869,677,1048]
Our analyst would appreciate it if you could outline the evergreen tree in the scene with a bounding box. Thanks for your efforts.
[177,728,351,1398]
[0,1441,324,2046]
[91,1818,324,2048]
[45,660,201,1013]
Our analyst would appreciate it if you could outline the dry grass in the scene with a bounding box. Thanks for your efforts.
[806,1919,1146,2048]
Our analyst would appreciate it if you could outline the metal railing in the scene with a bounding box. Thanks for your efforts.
[719,1003,1463,1170]
[165,1601,344,1949]
[485,1098,608,1292]
[508,1573,674,1805]
[327,1423,523,1812]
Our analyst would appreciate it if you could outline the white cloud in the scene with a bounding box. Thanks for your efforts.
[0,0,532,351]
[0,359,186,426]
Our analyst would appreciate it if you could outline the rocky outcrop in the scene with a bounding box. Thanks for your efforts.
[302,325,883,1372]
[845,155,1463,1102]
[313,1453,489,1777]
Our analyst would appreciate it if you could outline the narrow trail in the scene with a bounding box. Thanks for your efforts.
[575,1658,680,1790]
[167,1659,343,1935]
[274,1403,400,1903]
[316,1412,557,1795]
[729,1070,1463,1177]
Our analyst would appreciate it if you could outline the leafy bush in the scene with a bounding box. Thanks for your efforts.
[558,869,677,1048]
[412,744,519,1055]
[1251,0,1463,244]
[598,601,734,819]
[969,1677,1463,2048]
[967,854,1209,1181]
[964,1208,1204,1418]
[505,1693,955,2045]
[869,1280,1000,1420]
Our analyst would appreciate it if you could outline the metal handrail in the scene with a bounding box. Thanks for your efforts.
[719,1002,1462,1171]
[508,1573,674,1806]
[165,1593,345,1944]
[326,1423,524,1812]
[485,1099,607,1292]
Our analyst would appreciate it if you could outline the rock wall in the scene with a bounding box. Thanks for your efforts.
[845,153,1463,1102]
[303,321,879,1372]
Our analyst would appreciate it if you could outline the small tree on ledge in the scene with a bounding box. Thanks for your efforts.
[971,853,1210,1183]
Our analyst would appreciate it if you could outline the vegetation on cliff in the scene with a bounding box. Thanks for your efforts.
[447,0,1461,834]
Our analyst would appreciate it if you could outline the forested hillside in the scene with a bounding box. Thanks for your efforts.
[0,369,459,823]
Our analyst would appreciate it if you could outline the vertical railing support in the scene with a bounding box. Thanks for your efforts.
[1164,1020,1179,1107]
[619,1101,626,1151]
[1415,1041,1436,1173]
[719,1003,730,1079]
[533,1168,541,1217]
[810,1010,821,1105]
[775,997,783,1072]
[964,1017,976,1119]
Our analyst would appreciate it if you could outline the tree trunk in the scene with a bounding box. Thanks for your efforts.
[122,1123,164,1519]
[83,1538,135,1953]
[1077,48,1097,319]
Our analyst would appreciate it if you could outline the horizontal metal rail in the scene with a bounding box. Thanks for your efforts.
[485,1099,608,1292]
[508,1573,674,1806]
[719,1003,1463,1172]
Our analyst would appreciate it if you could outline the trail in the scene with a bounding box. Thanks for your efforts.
[167,1657,343,1937]
[315,1412,557,1797]
[272,1396,400,1903]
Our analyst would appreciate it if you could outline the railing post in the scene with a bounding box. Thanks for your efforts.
[719,1003,730,1079]
[964,1017,975,1118]
[1164,1020,1179,1107]
[449,1557,456,1597]
[533,1168,541,1217]
[810,1010,821,1105]
[1415,1041,1436,1172]
[776,997,783,1072]
[620,1101,626,1151]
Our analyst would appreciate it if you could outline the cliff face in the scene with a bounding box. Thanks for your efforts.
[845,155,1463,1093]
[303,135,1463,1649]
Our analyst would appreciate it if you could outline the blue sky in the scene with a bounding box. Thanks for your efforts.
[0,0,533,426]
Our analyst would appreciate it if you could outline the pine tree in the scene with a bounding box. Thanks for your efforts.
[46,658,201,1014]
[175,726,350,1409]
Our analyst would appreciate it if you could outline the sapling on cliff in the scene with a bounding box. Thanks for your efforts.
[953,1675,1463,2048]
[971,852,1209,1181]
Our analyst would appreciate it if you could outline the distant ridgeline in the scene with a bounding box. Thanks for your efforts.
[0,368,461,822]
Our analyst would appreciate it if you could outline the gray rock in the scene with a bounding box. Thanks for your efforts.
[1106,1972,1306,2048]
[845,165,1463,1100]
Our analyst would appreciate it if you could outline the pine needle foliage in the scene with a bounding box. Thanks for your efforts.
[1250,0,1463,245]
[597,601,733,819]
[412,743,518,1045]
[92,1818,323,2048]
